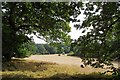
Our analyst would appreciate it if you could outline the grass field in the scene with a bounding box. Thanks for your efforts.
[2,54,119,79]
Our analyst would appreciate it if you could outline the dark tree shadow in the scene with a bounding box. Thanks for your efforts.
[2,59,56,72]
[2,73,118,80]
[48,73,119,80]
[2,59,119,80]
[48,73,107,80]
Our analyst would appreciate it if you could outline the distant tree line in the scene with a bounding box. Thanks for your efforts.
[12,41,106,58]
[12,41,72,58]
[35,44,71,55]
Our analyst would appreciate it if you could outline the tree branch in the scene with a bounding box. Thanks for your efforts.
[98,16,120,58]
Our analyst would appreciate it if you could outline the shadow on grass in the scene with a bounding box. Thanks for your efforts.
[48,73,119,80]
[2,73,119,80]
[2,59,119,80]
[2,59,56,72]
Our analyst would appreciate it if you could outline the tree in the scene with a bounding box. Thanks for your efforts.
[44,44,57,54]
[72,2,120,75]
[2,2,79,61]
[63,45,71,53]
[36,44,48,54]
[15,41,37,58]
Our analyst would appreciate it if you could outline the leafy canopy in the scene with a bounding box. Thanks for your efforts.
[2,2,80,61]
[72,2,120,71]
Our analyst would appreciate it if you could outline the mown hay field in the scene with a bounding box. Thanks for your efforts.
[2,54,118,79]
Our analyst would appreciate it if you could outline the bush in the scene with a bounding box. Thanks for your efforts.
[16,48,31,58]
[67,51,75,56]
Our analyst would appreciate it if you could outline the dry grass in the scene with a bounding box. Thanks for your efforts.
[2,59,81,78]
[2,58,113,79]
[24,54,114,73]
[2,54,118,79]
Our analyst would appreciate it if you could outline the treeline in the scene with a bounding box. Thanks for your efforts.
[13,41,100,58]
[35,44,71,55]
[12,42,72,58]
[12,41,105,59]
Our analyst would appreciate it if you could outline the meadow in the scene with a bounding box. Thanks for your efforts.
[2,54,117,80]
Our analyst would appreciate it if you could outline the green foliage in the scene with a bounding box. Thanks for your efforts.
[63,45,71,53]
[72,2,120,65]
[16,47,31,58]
[2,2,79,61]
[15,41,37,58]
[67,51,75,56]
[36,44,48,54]
[35,44,70,54]
[44,44,57,54]
[2,2,120,76]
